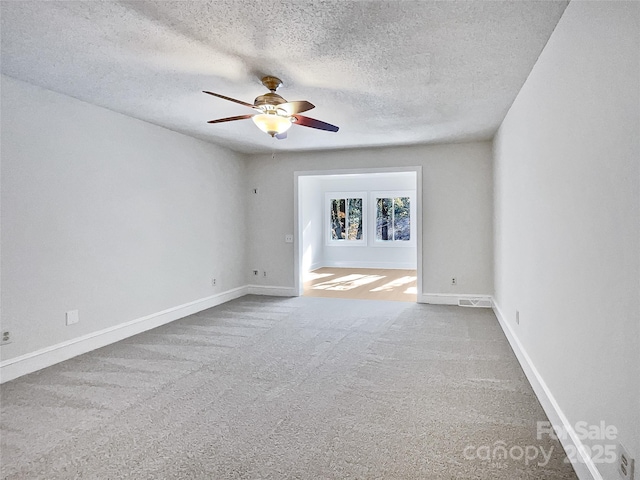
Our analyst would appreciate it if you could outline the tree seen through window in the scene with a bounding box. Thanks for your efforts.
[330,198,363,240]
[376,197,410,241]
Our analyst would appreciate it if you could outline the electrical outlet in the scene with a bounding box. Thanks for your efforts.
[618,443,635,479]
[66,310,79,326]
[451,277,457,286]
[263,271,267,277]
[516,310,520,325]
[253,270,259,276]
[1,331,11,345]
[285,234,294,243]
[211,278,217,286]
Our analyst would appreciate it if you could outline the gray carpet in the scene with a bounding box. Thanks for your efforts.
[1,295,577,479]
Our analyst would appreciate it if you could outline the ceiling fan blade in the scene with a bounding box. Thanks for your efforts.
[293,115,339,132]
[275,132,287,140]
[207,114,254,124]
[202,91,255,109]
[279,100,315,115]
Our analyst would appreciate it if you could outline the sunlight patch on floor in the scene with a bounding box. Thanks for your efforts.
[312,274,386,291]
[370,276,416,292]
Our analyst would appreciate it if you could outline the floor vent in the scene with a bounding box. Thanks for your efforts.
[458,298,492,308]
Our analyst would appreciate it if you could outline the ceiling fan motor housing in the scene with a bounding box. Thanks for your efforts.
[254,92,287,110]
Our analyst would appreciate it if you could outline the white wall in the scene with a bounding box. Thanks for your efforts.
[493,1,639,478]
[299,175,323,273]
[303,172,417,271]
[246,142,494,297]
[0,75,248,362]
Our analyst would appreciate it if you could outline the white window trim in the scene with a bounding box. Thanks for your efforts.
[370,190,416,248]
[325,192,367,246]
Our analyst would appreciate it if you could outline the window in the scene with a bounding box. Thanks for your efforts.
[326,193,366,244]
[376,196,411,241]
[371,191,415,246]
[325,190,413,247]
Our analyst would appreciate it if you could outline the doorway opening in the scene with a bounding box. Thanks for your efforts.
[294,168,422,302]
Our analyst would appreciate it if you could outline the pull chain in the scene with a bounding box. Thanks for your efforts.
[271,135,276,160]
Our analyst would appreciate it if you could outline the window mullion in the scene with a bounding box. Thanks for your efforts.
[345,198,349,240]
[391,198,395,241]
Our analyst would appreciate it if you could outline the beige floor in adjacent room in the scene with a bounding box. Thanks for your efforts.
[303,267,417,302]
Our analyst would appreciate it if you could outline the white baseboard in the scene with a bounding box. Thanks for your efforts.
[247,285,298,297]
[0,286,248,384]
[419,293,492,306]
[491,299,601,480]
[321,261,417,270]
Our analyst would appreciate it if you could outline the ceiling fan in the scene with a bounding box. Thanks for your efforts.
[203,76,339,139]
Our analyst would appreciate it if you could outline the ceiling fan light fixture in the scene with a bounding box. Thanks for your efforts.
[252,112,292,136]
[204,76,338,136]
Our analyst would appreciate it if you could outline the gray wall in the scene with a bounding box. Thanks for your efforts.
[1,76,248,361]
[493,1,639,476]
[245,142,494,296]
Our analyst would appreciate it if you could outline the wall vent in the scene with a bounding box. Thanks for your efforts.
[458,298,492,308]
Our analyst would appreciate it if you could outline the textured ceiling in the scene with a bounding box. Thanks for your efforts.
[1,1,568,154]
